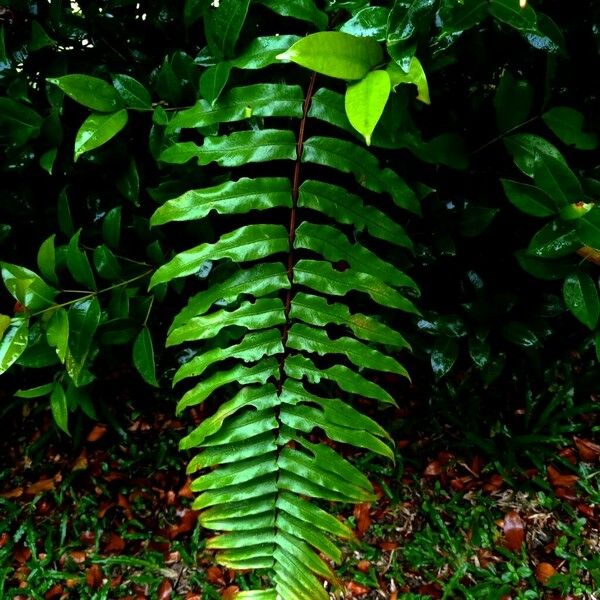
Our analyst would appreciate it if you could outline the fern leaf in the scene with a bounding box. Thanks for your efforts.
[160,129,297,166]
[303,136,421,214]
[173,329,283,383]
[290,291,410,348]
[152,25,421,596]
[294,258,419,311]
[171,263,290,328]
[166,84,303,131]
[167,298,286,346]
[299,179,414,249]
[287,322,409,376]
[150,225,288,287]
[176,359,279,414]
[295,222,417,289]
[151,177,292,225]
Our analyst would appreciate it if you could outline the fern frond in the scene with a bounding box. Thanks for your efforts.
[152,50,419,597]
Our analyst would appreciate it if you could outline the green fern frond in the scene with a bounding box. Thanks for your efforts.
[152,36,419,597]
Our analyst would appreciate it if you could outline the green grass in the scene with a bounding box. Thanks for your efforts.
[0,407,599,599]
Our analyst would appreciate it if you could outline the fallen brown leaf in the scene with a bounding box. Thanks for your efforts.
[207,566,226,586]
[346,581,370,596]
[157,579,173,600]
[25,478,55,495]
[104,532,126,553]
[356,560,370,573]
[503,511,525,552]
[85,564,103,590]
[574,437,600,462]
[44,584,63,599]
[353,503,371,538]
[221,586,240,600]
[379,541,398,551]
[72,449,88,471]
[0,487,23,499]
[424,460,442,476]
[535,562,557,585]
[86,424,108,442]
[547,465,578,488]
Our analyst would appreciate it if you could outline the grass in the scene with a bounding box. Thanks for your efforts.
[0,391,599,599]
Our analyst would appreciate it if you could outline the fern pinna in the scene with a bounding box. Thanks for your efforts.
[149,19,420,600]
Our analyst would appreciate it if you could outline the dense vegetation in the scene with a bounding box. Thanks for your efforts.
[1,1,599,598]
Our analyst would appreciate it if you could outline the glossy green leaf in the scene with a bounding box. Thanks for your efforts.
[533,153,582,205]
[174,330,283,384]
[151,225,288,288]
[576,208,600,248]
[66,298,101,386]
[50,383,69,434]
[277,31,383,80]
[294,222,416,290]
[501,179,557,217]
[168,298,286,346]
[527,220,581,258]
[0,98,42,145]
[431,336,459,378]
[489,0,537,32]
[290,292,409,349]
[298,180,413,249]
[515,250,574,281]
[133,327,159,386]
[387,0,437,69]
[47,308,69,363]
[151,178,292,226]
[15,383,55,399]
[504,133,565,178]
[47,74,123,112]
[177,359,279,414]
[468,336,490,369]
[0,318,29,375]
[37,235,58,285]
[294,259,418,312]
[171,263,290,329]
[67,231,96,290]
[287,323,408,377]
[284,353,396,405]
[494,71,533,132]
[74,109,128,161]
[231,35,301,70]
[0,314,10,341]
[117,159,140,206]
[167,84,303,131]
[302,136,420,214]
[160,129,296,166]
[1,262,58,312]
[93,245,122,281]
[205,0,250,58]
[562,272,600,330]
[340,7,389,41]
[199,63,232,105]
[438,0,489,36]
[387,56,430,104]
[542,106,598,150]
[502,321,539,347]
[112,74,152,110]
[102,207,122,249]
[345,70,391,145]
[257,0,327,29]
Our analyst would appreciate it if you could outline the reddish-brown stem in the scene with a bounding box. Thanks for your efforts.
[277,71,318,390]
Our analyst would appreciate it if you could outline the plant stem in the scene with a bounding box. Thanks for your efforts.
[31,269,153,317]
